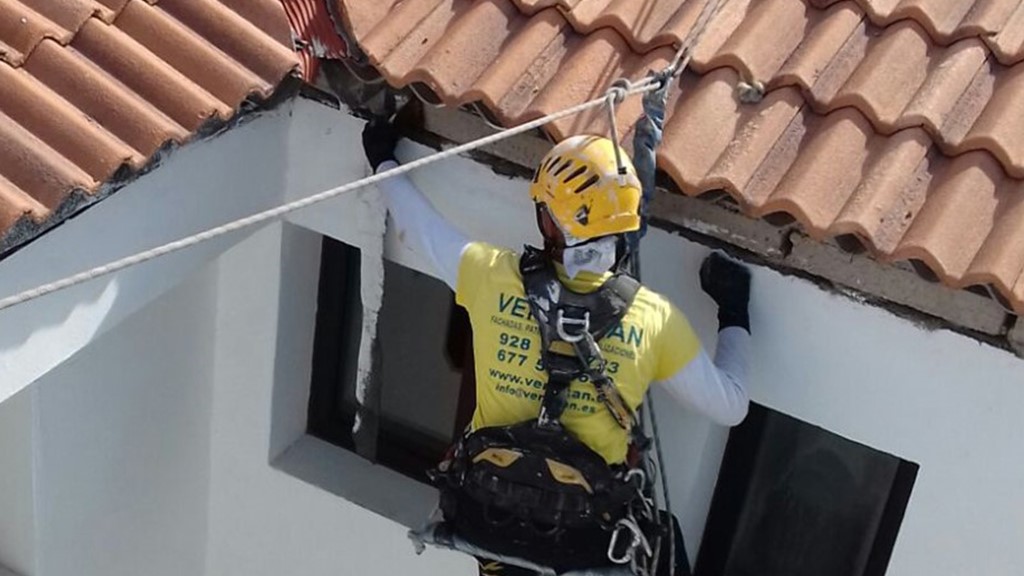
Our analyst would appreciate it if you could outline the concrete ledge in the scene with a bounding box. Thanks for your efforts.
[649,192,1009,337]
[272,434,438,529]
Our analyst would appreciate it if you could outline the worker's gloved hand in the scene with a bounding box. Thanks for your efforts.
[700,252,751,333]
[361,117,399,172]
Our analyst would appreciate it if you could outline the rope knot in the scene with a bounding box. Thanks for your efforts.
[607,78,632,104]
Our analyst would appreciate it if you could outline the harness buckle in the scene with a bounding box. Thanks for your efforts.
[555,308,590,343]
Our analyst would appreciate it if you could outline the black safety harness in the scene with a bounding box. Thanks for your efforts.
[430,247,667,575]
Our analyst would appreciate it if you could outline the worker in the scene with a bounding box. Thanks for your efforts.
[362,84,751,576]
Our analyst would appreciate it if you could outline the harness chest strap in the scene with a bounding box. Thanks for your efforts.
[518,247,641,435]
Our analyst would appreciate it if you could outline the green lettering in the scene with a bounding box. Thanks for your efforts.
[628,326,644,347]
[510,297,530,319]
[498,293,516,314]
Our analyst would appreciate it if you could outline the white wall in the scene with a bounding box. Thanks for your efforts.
[0,388,35,575]
[29,253,219,576]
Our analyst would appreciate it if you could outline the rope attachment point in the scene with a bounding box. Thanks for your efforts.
[605,78,634,184]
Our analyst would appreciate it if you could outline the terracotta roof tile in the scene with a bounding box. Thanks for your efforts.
[0,108,96,209]
[514,0,1024,65]
[0,0,299,255]
[336,0,1024,313]
[509,0,714,52]
[354,0,1024,177]
[115,1,268,105]
[0,63,140,180]
[280,0,348,81]
[0,0,72,66]
[809,0,1023,47]
[0,173,46,233]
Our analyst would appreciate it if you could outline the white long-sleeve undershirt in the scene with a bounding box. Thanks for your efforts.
[375,160,750,427]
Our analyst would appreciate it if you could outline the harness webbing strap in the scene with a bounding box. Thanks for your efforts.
[518,247,640,431]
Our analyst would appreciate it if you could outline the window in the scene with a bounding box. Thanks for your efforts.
[695,404,919,576]
[306,236,472,483]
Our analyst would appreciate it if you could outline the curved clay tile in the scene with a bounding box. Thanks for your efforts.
[115,1,268,105]
[962,178,1024,296]
[0,64,140,180]
[891,152,1005,282]
[0,174,48,231]
[830,129,932,254]
[988,3,1024,66]
[156,0,298,84]
[825,24,987,138]
[24,39,190,158]
[808,0,1022,47]
[511,0,720,54]
[0,0,76,66]
[960,62,1024,178]
[21,0,103,37]
[0,109,96,209]
[0,0,300,255]
[74,18,234,130]
[337,0,1024,313]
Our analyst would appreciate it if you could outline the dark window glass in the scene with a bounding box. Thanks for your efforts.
[696,404,918,576]
[307,236,469,483]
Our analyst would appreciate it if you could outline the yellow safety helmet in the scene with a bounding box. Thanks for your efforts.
[530,135,642,243]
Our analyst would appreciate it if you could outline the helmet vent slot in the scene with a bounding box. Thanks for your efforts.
[552,159,574,176]
[563,166,587,183]
[574,174,600,193]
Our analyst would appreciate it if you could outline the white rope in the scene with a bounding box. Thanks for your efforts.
[0,79,659,312]
[667,0,729,76]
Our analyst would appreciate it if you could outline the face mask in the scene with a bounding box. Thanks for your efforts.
[563,236,618,279]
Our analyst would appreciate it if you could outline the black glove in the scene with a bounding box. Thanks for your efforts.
[361,117,399,172]
[700,252,751,332]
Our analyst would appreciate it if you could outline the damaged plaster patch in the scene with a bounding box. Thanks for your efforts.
[351,184,387,460]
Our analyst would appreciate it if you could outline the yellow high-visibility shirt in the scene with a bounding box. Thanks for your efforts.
[456,241,701,464]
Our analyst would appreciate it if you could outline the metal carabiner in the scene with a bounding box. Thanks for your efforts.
[556,308,590,343]
[608,520,639,565]
[607,517,652,565]
[624,468,647,490]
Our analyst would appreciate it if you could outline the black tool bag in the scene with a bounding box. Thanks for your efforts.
[437,422,637,529]
[432,422,646,571]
